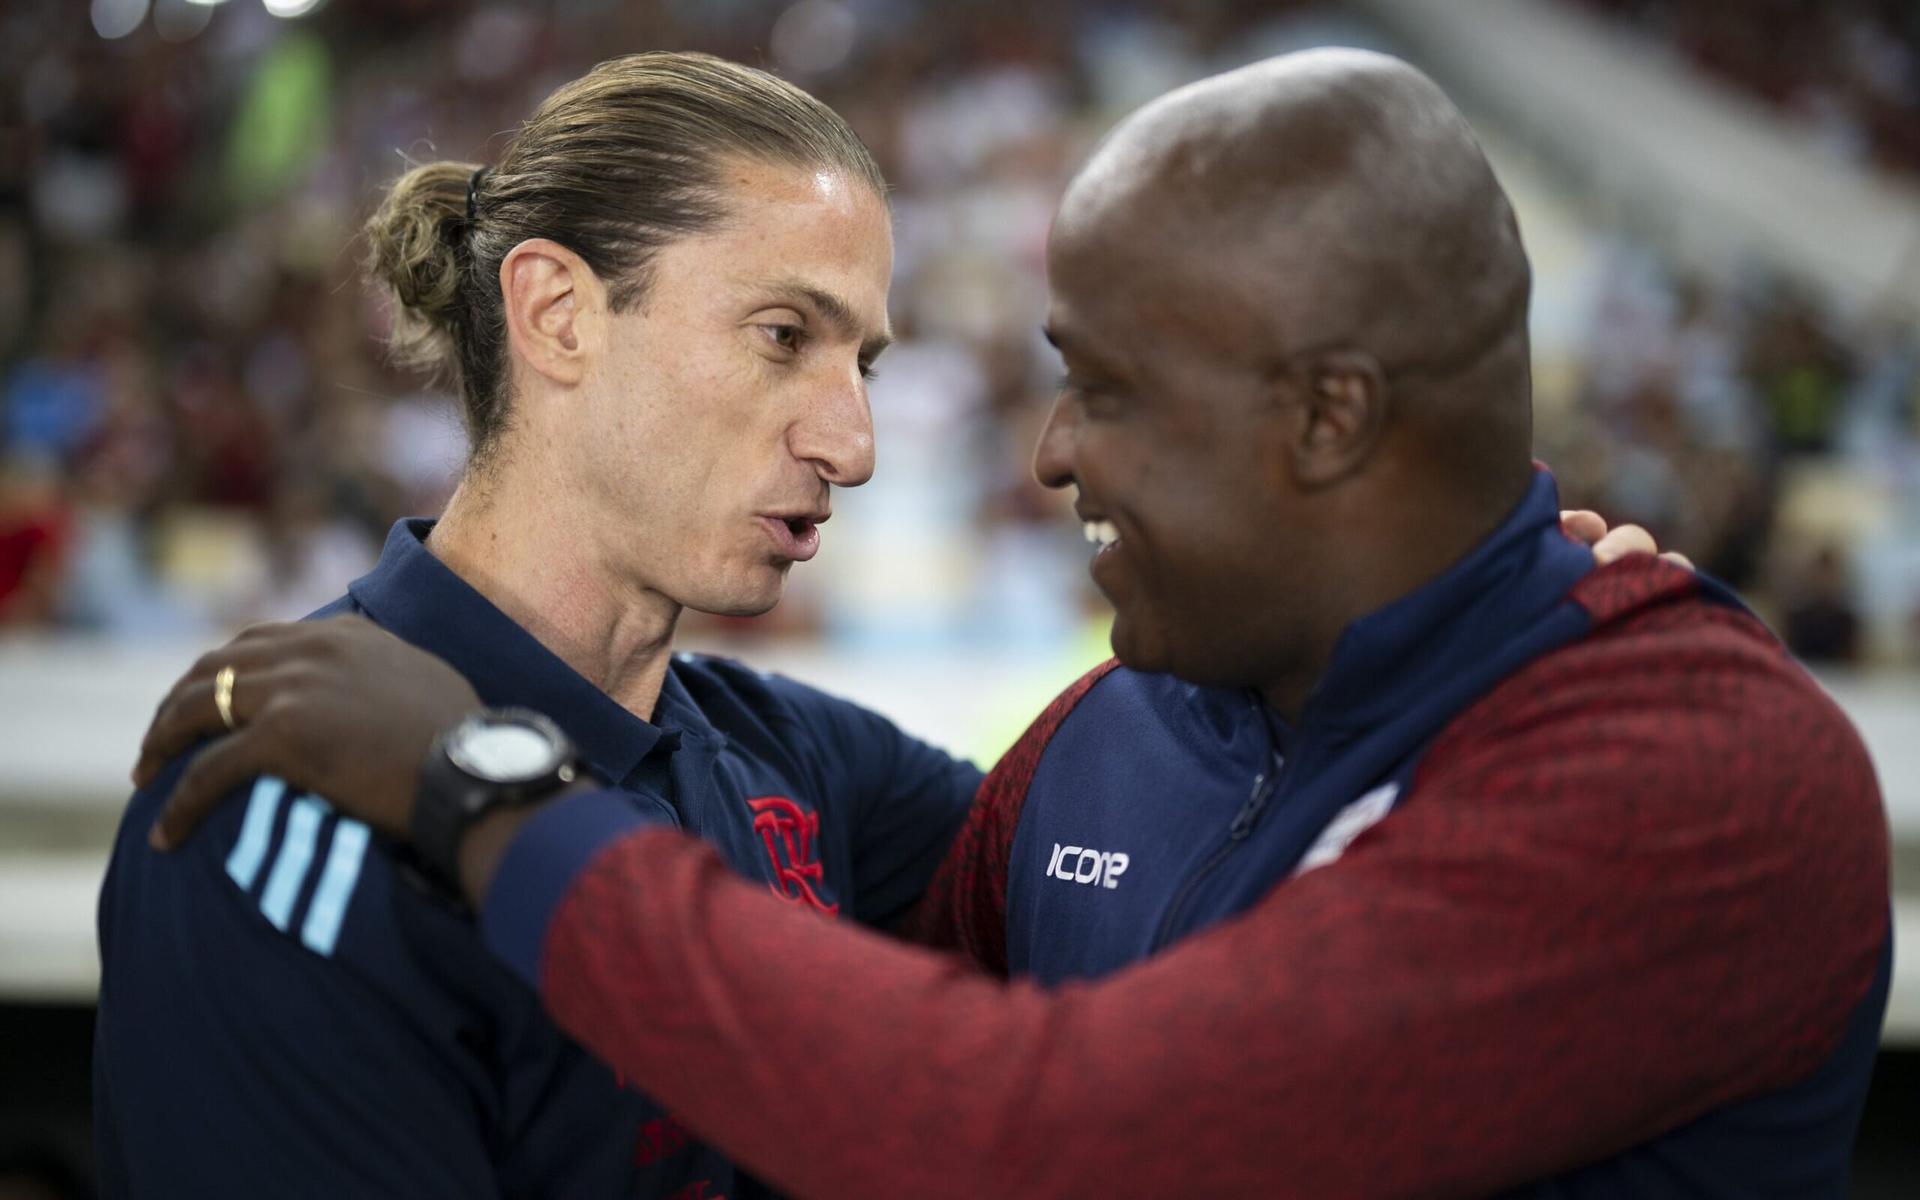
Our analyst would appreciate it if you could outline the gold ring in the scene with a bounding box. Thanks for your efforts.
[214,665,237,732]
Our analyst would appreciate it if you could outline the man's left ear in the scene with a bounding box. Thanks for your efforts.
[1287,350,1389,489]
[497,238,612,389]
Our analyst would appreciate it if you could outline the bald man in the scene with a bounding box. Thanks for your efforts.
[139,50,1888,1197]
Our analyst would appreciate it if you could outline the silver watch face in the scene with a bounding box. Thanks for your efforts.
[448,720,561,783]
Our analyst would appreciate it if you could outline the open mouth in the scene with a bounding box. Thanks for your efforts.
[760,513,826,562]
[1082,518,1120,555]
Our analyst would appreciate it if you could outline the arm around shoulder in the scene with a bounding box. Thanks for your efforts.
[491,642,1887,1199]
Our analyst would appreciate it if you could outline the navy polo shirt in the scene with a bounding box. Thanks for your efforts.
[95,519,983,1199]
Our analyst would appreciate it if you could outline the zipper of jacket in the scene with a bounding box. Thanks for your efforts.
[1148,722,1293,952]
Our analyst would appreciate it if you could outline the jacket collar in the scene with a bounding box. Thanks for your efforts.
[1301,468,1594,737]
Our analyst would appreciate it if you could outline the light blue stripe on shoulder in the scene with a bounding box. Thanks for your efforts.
[258,795,324,931]
[224,776,286,890]
[300,817,370,957]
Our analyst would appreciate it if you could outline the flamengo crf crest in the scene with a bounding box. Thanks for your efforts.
[747,795,839,915]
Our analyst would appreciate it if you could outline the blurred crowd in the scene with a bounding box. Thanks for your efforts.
[2,0,1918,665]
[1535,242,1920,665]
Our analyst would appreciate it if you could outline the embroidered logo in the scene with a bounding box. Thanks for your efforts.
[632,1115,691,1167]
[748,796,839,915]
[1046,843,1130,889]
[1293,783,1399,877]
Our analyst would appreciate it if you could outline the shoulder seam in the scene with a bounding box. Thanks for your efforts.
[1023,660,1123,750]
[982,659,1122,819]
[1566,556,1700,625]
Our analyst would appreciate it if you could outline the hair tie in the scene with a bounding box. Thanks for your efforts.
[466,166,490,222]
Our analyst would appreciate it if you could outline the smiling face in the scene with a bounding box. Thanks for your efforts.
[563,157,894,617]
[1034,178,1323,689]
[1033,51,1542,705]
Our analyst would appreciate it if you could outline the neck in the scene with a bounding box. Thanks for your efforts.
[1257,649,1330,726]
[428,465,680,721]
[1257,458,1532,723]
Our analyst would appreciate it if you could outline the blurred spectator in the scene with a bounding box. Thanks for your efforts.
[233,471,380,622]
[3,335,104,464]
[1784,545,1865,664]
[0,458,69,628]
[1746,290,1855,456]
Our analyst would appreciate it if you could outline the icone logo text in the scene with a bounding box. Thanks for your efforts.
[1046,842,1129,889]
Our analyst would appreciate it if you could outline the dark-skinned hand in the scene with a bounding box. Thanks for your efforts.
[138,615,481,853]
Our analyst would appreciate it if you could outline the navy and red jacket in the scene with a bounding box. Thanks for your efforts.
[93,518,983,1198]
[470,469,1890,1198]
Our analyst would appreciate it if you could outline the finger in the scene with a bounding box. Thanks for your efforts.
[1559,510,1607,545]
[1660,550,1695,570]
[233,620,306,644]
[135,680,221,788]
[1591,523,1658,566]
[177,632,277,689]
[135,670,219,788]
[134,619,394,789]
[149,730,276,851]
[174,625,315,691]
[133,657,296,789]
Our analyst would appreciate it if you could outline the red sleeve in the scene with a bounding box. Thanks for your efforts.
[533,606,1887,1199]
[906,661,1120,973]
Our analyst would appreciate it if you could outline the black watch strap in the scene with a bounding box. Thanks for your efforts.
[412,708,580,896]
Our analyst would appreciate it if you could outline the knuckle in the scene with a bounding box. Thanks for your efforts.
[284,663,331,700]
[148,694,175,732]
[145,698,176,744]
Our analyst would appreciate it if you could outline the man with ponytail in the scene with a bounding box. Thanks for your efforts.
[95,52,980,1199]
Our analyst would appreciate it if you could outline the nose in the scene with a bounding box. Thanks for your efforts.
[790,361,876,487]
[1030,391,1077,491]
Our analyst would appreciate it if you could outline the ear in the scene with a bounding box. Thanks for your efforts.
[1283,349,1389,489]
[498,238,606,388]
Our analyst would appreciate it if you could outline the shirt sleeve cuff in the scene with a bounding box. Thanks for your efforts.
[478,788,670,988]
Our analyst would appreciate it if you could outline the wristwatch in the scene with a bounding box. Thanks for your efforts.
[413,707,580,895]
